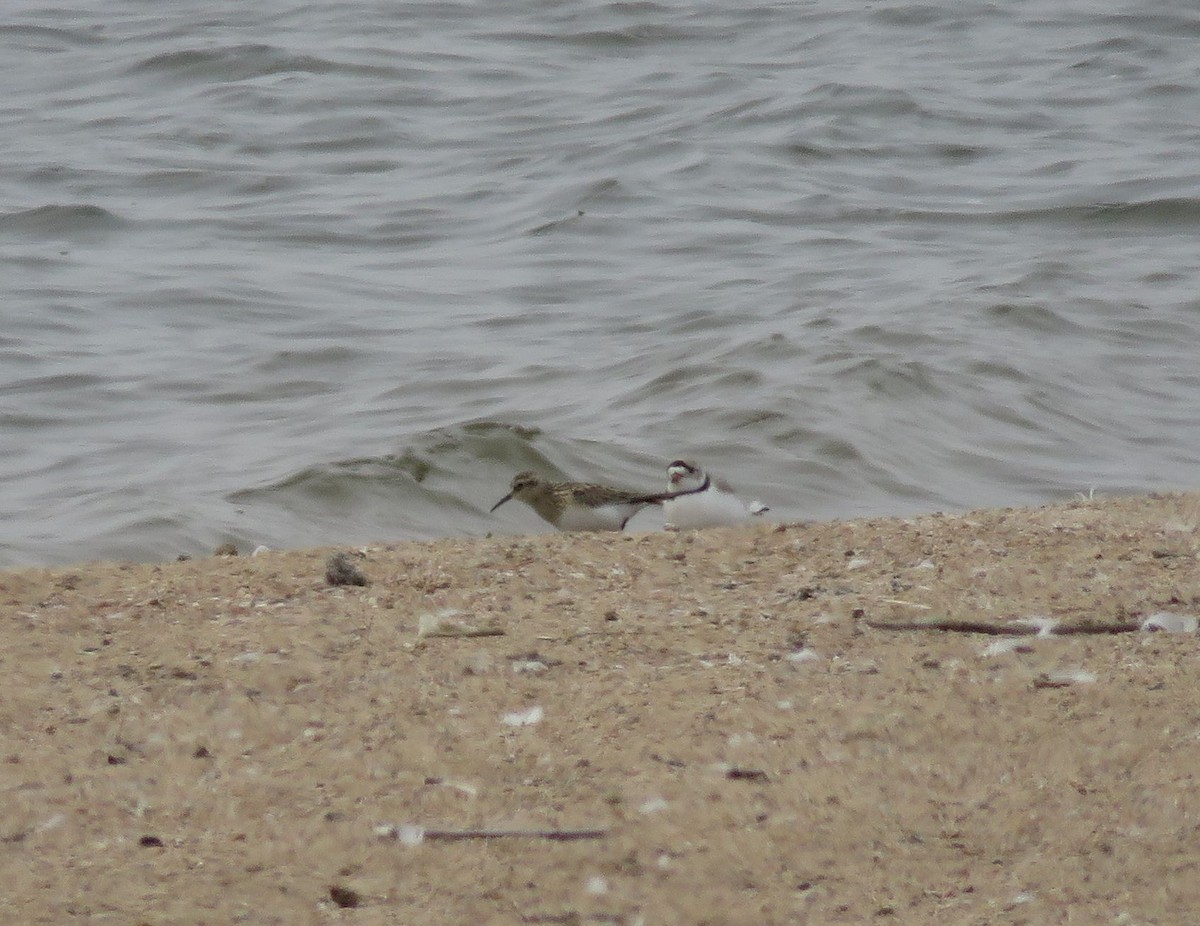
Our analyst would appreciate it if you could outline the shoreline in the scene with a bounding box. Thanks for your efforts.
[3,491,1199,922]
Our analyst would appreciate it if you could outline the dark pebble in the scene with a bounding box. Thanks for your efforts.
[328,885,362,908]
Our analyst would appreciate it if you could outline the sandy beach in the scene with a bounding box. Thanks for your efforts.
[3,492,1199,924]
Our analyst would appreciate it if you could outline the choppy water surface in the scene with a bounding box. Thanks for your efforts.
[2,1,1199,565]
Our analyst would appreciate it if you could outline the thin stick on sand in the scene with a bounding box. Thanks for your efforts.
[864,618,1143,636]
[424,827,608,841]
[383,825,610,843]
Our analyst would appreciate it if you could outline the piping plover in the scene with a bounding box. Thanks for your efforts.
[661,459,769,529]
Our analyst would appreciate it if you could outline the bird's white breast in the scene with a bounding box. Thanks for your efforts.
[556,501,642,532]
[663,486,756,529]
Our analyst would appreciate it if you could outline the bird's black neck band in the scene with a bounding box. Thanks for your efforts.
[672,474,710,498]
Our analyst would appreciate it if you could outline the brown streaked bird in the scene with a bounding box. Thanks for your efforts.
[490,470,671,531]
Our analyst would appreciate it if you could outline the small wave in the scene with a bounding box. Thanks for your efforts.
[989,198,1200,228]
[129,44,336,82]
[225,421,677,544]
[527,210,587,236]
[1077,198,1200,227]
[966,359,1031,384]
[226,453,479,545]
[0,23,105,48]
[0,204,125,237]
[983,302,1083,336]
[813,437,868,464]
[824,356,947,399]
[869,3,973,27]
[839,196,1200,230]
[0,371,110,398]
[247,455,434,497]
[509,21,705,49]
[230,421,545,506]
[803,81,928,118]
[0,410,61,429]
[975,401,1042,433]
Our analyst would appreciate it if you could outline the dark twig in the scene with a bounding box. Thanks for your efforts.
[420,627,506,638]
[866,619,1035,635]
[865,618,1143,636]
[1050,622,1144,635]
[422,827,609,842]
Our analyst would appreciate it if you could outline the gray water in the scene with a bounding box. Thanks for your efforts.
[3,1,1199,566]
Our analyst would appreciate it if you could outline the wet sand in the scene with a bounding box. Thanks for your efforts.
[3,492,1199,924]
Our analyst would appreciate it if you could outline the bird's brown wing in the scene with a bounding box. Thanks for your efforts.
[570,483,665,507]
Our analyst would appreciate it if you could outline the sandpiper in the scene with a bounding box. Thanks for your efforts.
[490,470,671,532]
[661,459,769,529]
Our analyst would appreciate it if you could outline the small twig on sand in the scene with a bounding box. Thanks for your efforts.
[1033,675,1073,689]
[865,618,1143,636]
[726,767,770,782]
[423,827,609,842]
[520,914,623,924]
[420,627,506,638]
[867,619,1035,636]
[1045,621,1144,635]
